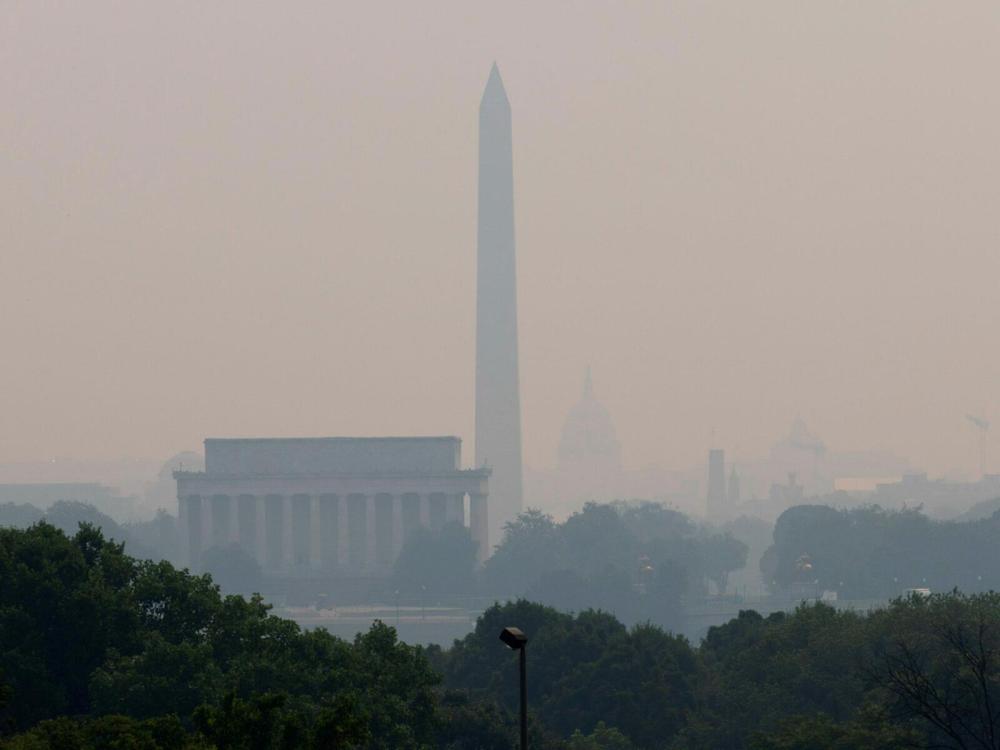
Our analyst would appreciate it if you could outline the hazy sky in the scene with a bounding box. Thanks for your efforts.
[3,2,1000,479]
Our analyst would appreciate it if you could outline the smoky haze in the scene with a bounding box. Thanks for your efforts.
[3,1,999,489]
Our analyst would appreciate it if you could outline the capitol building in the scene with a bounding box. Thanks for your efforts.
[526,369,689,519]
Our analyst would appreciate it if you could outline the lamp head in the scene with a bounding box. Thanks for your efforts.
[499,626,528,650]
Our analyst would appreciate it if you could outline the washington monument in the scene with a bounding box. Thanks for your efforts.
[475,63,523,553]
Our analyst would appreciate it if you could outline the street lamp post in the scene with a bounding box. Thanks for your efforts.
[499,626,528,750]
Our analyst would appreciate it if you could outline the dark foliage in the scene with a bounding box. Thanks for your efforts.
[4,522,1000,749]
[483,502,747,629]
[440,600,695,747]
[762,504,1000,597]
[391,522,478,599]
[200,544,262,596]
[0,522,439,748]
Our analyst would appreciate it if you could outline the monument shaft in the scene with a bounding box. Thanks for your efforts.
[475,64,523,554]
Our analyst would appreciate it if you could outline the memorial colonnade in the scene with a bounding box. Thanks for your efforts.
[177,476,490,574]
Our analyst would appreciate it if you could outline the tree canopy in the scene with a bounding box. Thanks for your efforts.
[482,502,747,630]
[3,520,1000,749]
[761,503,1000,597]
[0,522,439,748]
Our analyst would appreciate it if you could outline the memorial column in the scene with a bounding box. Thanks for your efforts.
[365,495,377,571]
[391,495,403,562]
[255,496,266,565]
[446,492,465,525]
[337,495,350,568]
[283,495,293,570]
[309,496,322,570]
[228,496,239,545]
[419,494,430,529]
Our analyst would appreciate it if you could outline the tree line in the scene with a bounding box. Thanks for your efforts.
[394,501,748,631]
[0,499,751,630]
[761,503,1000,598]
[3,521,1000,748]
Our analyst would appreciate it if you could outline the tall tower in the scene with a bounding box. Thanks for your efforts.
[707,448,726,520]
[475,63,523,554]
[728,465,741,505]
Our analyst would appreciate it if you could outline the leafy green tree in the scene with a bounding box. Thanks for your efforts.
[568,722,635,750]
[559,504,637,580]
[2,714,196,750]
[618,502,695,545]
[0,523,446,748]
[205,595,329,697]
[45,501,159,562]
[311,693,371,749]
[442,600,694,748]
[44,502,124,541]
[483,503,745,630]
[748,707,920,750]
[89,635,221,719]
[673,605,870,749]
[0,522,138,728]
[349,621,441,748]
[435,692,514,750]
[525,566,634,622]
[763,504,1000,597]
[16,518,1000,749]
[193,692,294,750]
[866,591,1000,749]
[131,559,221,644]
[200,544,262,596]
[699,533,749,593]
[0,502,44,529]
[442,600,594,706]
[482,509,564,596]
[124,510,180,567]
[391,523,477,598]
[545,624,696,747]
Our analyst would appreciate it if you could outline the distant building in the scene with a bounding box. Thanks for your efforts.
[707,449,727,520]
[728,466,741,504]
[874,472,1000,517]
[767,417,826,491]
[769,472,805,505]
[523,368,691,519]
[176,437,490,575]
[557,368,621,473]
[144,451,204,512]
[0,482,129,516]
[730,419,915,520]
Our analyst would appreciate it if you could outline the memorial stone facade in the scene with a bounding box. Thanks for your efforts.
[176,437,490,574]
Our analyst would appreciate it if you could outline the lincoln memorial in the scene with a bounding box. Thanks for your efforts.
[176,436,490,574]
